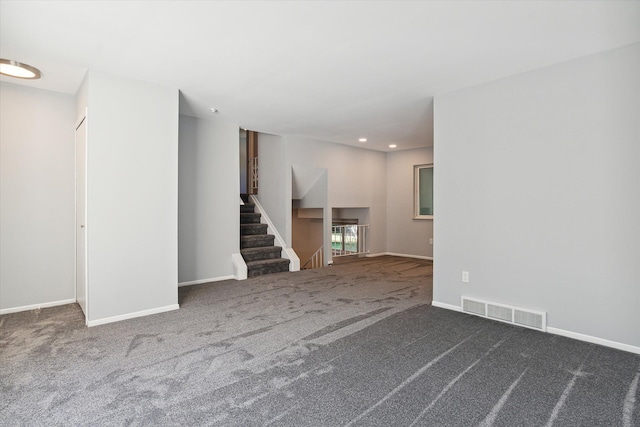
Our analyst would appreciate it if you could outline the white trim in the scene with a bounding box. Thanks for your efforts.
[365,252,387,258]
[366,252,433,260]
[232,253,247,280]
[414,163,434,219]
[385,252,433,260]
[547,327,640,355]
[431,300,461,312]
[0,299,76,315]
[87,304,179,327]
[178,276,235,287]
[431,300,640,355]
[283,247,300,271]
[75,109,89,325]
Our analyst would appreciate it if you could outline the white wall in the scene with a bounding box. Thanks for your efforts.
[434,44,640,349]
[81,71,179,324]
[259,134,433,259]
[178,114,239,283]
[287,136,388,257]
[258,134,389,261]
[255,133,289,242]
[386,147,433,258]
[0,82,76,311]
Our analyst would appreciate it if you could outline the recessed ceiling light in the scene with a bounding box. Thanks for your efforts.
[389,144,397,148]
[358,138,367,142]
[0,59,41,79]
[210,107,219,113]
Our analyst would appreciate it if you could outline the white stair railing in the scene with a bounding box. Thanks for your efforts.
[331,224,369,257]
[302,246,324,269]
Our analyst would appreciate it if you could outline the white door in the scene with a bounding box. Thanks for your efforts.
[75,116,88,320]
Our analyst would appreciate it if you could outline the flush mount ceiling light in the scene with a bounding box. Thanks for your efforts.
[388,144,397,148]
[0,59,41,79]
[358,138,367,142]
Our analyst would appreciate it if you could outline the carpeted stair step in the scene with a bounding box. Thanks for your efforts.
[246,258,290,277]
[241,246,283,262]
[240,212,261,224]
[241,234,275,249]
[240,223,268,235]
[240,203,255,214]
[238,194,290,278]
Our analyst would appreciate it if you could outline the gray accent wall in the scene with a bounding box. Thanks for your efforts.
[386,147,434,258]
[178,114,240,282]
[434,44,640,347]
[80,71,179,323]
[0,82,76,310]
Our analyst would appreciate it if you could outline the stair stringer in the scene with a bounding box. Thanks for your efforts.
[249,195,300,272]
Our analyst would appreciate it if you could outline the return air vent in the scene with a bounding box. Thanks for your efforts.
[461,297,546,332]
[487,304,512,322]
[514,309,544,330]
[462,298,486,316]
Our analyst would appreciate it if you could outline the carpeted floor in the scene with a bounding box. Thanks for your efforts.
[1,256,638,426]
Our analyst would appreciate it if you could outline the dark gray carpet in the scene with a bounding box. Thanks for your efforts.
[1,256,638,426]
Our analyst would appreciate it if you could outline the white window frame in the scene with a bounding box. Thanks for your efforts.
[414,163,434,220]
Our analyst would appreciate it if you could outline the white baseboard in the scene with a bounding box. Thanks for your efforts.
[547,327,640,355]
[87,304,179,327]
[178,275,235,287]
[0,298,76,315]
[431,300,640,355]
[385,252,433,260]
[431,300,461,312]
[367,252,433,260]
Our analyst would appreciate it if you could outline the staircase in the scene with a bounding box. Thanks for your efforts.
[240,194,290,277]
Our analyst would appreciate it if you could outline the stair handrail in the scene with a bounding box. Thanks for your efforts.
[302,246,324,269]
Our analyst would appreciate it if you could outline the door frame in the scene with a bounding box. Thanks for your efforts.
[75,110,89,324]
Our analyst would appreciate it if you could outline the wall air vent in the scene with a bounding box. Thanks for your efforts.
[461,297,546,332]
[514,309,544,330]
[462,298,486,316]
[487,304,513,322]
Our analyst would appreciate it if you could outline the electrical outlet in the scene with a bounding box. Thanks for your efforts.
[429,238,433,245]
[462,271,469,283]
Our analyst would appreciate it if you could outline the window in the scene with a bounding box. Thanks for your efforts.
[414,164,433,219]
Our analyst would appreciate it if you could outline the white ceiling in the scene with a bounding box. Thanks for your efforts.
[2,1,639,152]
